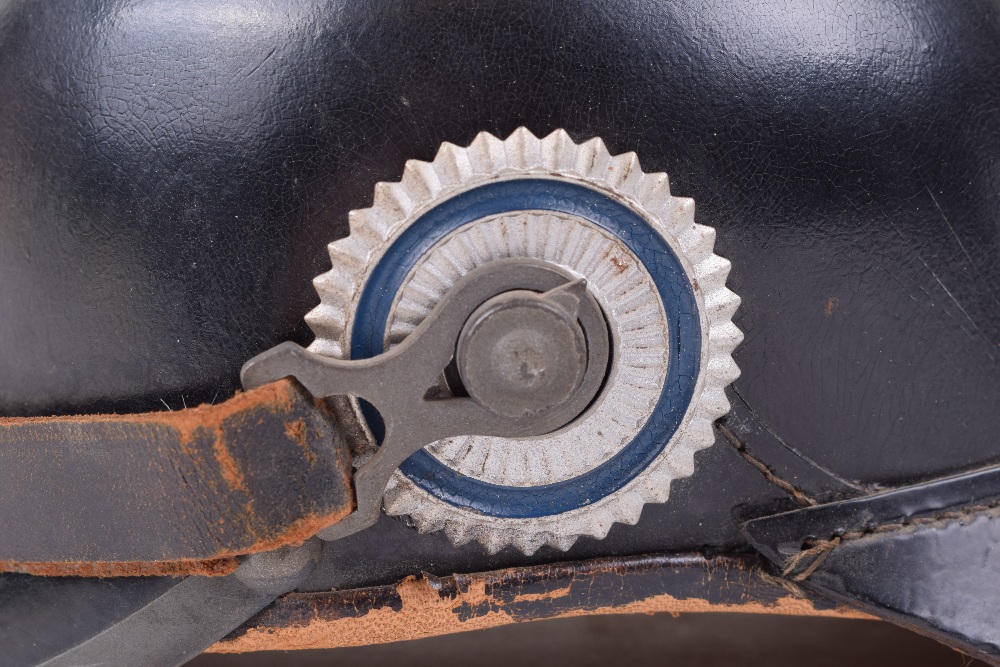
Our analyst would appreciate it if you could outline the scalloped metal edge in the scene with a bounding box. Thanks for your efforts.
[306,128,743,555]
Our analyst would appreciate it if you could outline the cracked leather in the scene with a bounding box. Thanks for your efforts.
[0,0,998,593]
[0,379,353,575]
[743,466,1000,666]
[789,513,1000,666]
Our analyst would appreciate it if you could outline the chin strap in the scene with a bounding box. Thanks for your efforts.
[744,464,1000,667]
[0,379,353,577]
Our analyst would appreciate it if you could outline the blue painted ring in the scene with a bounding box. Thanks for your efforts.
[351,178,700,519]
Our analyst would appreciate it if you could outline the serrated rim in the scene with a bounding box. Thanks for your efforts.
[306,127,743,554]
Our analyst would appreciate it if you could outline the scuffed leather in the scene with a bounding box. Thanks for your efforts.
[0,379,353,573]
[0,0,998,491]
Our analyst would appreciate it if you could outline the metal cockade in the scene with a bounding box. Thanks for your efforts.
[305,128,743,554]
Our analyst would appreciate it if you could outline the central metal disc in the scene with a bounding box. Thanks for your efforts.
[457,290,588,420]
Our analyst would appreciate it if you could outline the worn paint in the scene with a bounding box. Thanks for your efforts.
[0,379,289,435]
[0,379,354,575]
[0,558,240,578]
[211,553,871,653]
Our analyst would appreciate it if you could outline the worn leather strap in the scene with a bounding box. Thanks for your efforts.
[744,465,1000,666]
[0,380,353,577]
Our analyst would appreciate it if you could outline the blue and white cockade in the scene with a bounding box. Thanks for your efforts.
[306,129,742,554]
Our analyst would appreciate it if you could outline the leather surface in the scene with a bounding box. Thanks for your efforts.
[800,514,1000,666]
[0,574,179,666]
[743,463,1000,569]
[0,379,353,574]
[0,0,998,580]
[743,463,1000,666]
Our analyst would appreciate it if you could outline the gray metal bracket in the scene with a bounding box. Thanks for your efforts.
[242,257,609,541]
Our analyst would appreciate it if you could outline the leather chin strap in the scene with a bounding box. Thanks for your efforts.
[0,379,353,577]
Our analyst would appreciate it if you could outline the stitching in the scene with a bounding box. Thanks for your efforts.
[730,388,867,493]
[782,537,842,581]
[782,500,1000,581]
[716,421,818,507]
[756,567,808,598]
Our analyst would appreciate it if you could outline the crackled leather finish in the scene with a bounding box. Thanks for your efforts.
[743,464,1000,666]
[0,0,998,561]
[794,514,1000,665]
[0,379,353,575]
